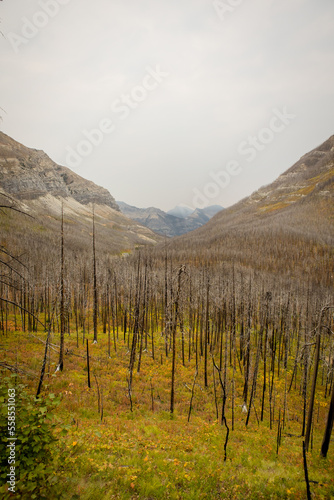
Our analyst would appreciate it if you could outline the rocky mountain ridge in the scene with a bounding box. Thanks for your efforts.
[173,134,334,248]
[245,135,334,211]
[0,132,119,210]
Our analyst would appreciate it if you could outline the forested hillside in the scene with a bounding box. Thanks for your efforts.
[168,135,334,290]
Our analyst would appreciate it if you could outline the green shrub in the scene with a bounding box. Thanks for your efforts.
[0,376,64,499]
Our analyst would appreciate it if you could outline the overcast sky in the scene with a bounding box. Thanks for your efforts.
[1,0,333,211]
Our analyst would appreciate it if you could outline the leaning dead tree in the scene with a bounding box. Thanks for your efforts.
[0,193,31,297]
[0,193,34,367]
[320,307,334,458]
[212,355,229,461]
[36,295,59,397]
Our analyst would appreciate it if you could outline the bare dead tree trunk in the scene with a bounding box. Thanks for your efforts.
[170,265,185,414]
[92,207,98,344]
[204,276,209,388]
[321,373,334,458]
[261,295,270,421]
[212,355,229,461]
[303,441,312,500]
[213,357,219,420]
[246,332,261,427]
[36,295,58,398]
[58,202,65,371]
[94,372,101,415]
[305,306,328,450]
[150,377,154,412]
[137,261,147,373]
[321,306,334,457]
[128,256,142,410]
[187,365,198,422]
[86,339,91,389]
[243,283,252,404]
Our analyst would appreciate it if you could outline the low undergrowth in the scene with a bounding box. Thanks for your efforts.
[1,328,334,499]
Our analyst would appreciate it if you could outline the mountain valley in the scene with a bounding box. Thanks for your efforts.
[1,131,334,500]
[117,201,223,237]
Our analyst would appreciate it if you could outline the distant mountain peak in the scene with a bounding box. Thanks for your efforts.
[118,201,224,237]
[167,205,194,219]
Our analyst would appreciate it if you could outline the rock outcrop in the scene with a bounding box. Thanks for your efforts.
[0,132,119,210]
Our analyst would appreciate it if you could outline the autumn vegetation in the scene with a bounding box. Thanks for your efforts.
[1,189,334,499]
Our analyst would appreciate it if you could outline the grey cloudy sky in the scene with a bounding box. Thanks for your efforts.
[1,0,333,211]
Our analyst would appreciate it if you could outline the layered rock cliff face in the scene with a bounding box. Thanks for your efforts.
[0,132,163,255]
[0,132,119,210]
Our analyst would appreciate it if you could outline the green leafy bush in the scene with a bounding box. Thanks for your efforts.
[0,376,64,499]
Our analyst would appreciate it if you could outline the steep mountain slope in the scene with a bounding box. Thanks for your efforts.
[0,132,162,255]
[168,135,334,286]
[198,205,224,219]
[177,135,334,243]
[118,201,223,237]
[187,206,224,225]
